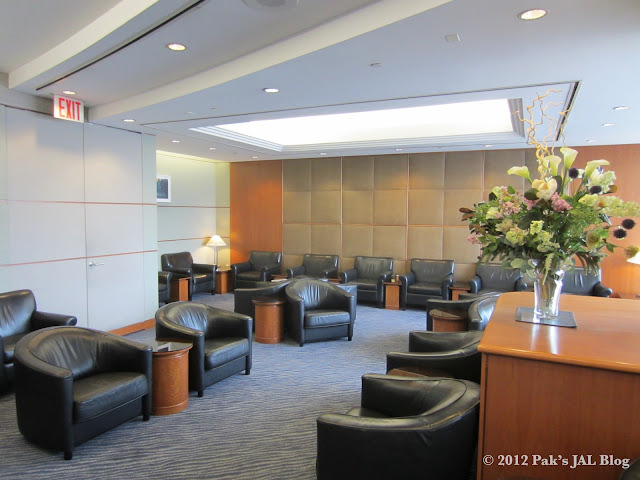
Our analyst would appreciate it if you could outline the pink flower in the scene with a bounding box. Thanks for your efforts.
[467,234,482,245]
[524,198,538,210]
[551,193,572,212]
[500,201,521,216]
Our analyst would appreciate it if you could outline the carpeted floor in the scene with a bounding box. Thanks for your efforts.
[0,294,426,480]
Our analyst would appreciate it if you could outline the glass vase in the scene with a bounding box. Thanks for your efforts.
[533,269,565,319]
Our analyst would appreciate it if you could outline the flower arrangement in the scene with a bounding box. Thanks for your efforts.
[461,92,640,287]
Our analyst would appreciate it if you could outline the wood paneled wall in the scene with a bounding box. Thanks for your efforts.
[229,160,282,264]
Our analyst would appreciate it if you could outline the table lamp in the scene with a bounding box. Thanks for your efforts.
[206,235,226,266]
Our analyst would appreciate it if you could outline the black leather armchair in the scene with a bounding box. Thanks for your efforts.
[386,331,484,383]
[316,373,480,480]
[155,302,252,397]
[339,256,393,308]
[562,267,612,297]
[160,252,216,300]
[400,258,454,309]
[285,279,356,347]
[620,458,640,479]
[285,254,339,280]
[14,326,151,460]
[234,280,292,321]
[231,250,282,289]
[1,289,77,393]
[469,263,527,296]
[158,271,172,305]
[468,294,500,331]
[425,293,500,331]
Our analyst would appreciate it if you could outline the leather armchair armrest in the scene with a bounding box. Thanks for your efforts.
[321,267,338,279]
[378,270,394,283]
[593,282,613,297]
[468,275,482,293]
[231,261,251,274]
[164,266,192,278]
[339,268,357,283]
[31,311,78,330]
[515,277,528,292]
[192,263,216,274]
[262,263,282,274]
[158,271,172,284]
[100,333,153,375]
[284,290,305,344]
[156,318,204,343]
[287,265,305,278]
[399,272,415,309]
[206,311,253,340]
[425,298,476,330]
[442,273,455,300]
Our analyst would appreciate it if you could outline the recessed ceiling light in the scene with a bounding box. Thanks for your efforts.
[209,147,216,150]
[518,9,547,20]
[187,111,196,115]
[369,63,383,68]
[485,144,494,148]
[613,106,629,111]
[444,34,461,43]
[172,140,181,143]
[123,119,135,123]
[252,156,259,159]
[263,87,279,93]
[587,139,595,143]
[167,43,186,51]
[319,152,327,156]
[62,90,76,95]
[602,123,615,127]
[395,148,403,151]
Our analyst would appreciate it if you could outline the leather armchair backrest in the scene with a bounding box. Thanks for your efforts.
[411,259,454,283]
[286,279,340,309]
[476,264,521,291]
[354,256,393,280]
[249,251,282,269]
[302,254,339,277]
[562,267,600,295]
[0,289,36,337]
[159,302,209,333]
[161,252,194,270]
[468,295,499,331]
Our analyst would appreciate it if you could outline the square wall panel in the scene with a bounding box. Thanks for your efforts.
[394,260,407,275]
[342,225,373,257]
[340,257,355,271]
[312,157,341,191]
[342,190,373,224]
[216,207,230,238]
[311,191,341,223]
[443,189,483,226]
[86,204,144,257]
[283,158,311,192]
[374,154,408,190]
[407,226,443,259]
[283,191,311,223]
[373,226,406,261]
[444,151,484,190]
[343,156,374,190]
[311,224,341,255]
[409,152,445,189]
[283,254,303,272]
[283,224,310,255]
[443,227,482,264]
[373,190,407,225]
[485,149,525,191]
[455,263,478,282]
[408,190,444,225]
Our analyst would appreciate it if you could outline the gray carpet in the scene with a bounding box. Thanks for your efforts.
[0,294,425,480]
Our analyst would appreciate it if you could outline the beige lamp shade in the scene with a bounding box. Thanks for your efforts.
[207,235,226,247]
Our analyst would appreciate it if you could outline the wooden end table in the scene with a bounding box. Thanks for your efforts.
[384,281,401,310]
[450,281,471,300]
[147,340,192,415]
[252,296,286,344]
[216,269,231,294]
[431,308,466,332]
[170,277,190,302]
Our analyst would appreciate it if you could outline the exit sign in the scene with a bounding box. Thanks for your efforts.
[53,94,84,123]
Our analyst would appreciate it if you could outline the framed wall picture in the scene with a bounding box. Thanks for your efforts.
[157,175,171,202]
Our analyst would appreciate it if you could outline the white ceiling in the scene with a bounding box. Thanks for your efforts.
[0,0,639,162]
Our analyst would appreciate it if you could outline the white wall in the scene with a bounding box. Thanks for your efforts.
[156,153,230,269]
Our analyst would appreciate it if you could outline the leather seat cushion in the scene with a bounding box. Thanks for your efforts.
[73,371,148,423]
[236,271,262,281]
[204,337,249,370]
[2,333,27,363]
[193,273,213,284]
[408,283,442,296]
[304,310,351,328]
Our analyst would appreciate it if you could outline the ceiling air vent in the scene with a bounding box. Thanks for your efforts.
[242,0,299,11]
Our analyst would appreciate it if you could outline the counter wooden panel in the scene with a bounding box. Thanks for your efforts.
[478,292,640,480]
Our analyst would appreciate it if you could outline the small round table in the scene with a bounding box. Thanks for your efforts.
[147,340,192,415]
[430,309,467,332]
[252,296,286,343]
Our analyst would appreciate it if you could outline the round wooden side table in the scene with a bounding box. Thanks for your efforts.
[252,296,286,344]
[147,340,192,415]
[431,309,467,332]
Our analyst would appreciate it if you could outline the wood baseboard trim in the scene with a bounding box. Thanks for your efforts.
[110,318,155,336]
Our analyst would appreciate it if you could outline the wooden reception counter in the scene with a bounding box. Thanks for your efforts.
[477,292,640,480]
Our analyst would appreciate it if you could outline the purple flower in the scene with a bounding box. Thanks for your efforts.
[622,219,636,230]
[589,185,602,194]
[568,168,580,179]
[613,228,627,239]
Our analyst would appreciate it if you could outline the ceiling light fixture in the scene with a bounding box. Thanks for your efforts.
[252,156,259,159]
[263,88,279,93]
[123,119,135,123]
[167,43,186,51]
[62,90,76,95]
[370,63,383,68]
[518,9,547,20]
[613,106,629,111]
[172,140,181,143]
[485,144,494,148]
[395,148,403,151]
[602,123,615,127]
[209,147,216,150]
[319,153,327,156]
[444,34,461,43]
[587,139,595,143]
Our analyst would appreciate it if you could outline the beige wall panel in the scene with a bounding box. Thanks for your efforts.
[311,191,341,223]
[283,224,310,255]
[485,149,525,191]
[407,226,443,260]
[283,191,310,223]
[340,257,355,271]
[311,224,341,255]
[283,254,303,272]
[283,158,311,192]
[343,156,374,190]
[312,157,341,191]
[373,225,406,261]
[393,260,407,275]
[216,208,230,237]
[342,190,373,224]
[409,152,445,189]
[374,154,408,190]
[455,263,478,282]
[408,190,444,225]
[444,151,484,189]
[215,163,231,207]
[443,227,481,264]
[443,189,483,226]
[342,225,373,257]
[374,190,407,225]
[157,205,216,242]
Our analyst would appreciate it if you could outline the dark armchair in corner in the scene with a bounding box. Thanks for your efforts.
[155,302,252,397]
[158,271,172,305]
[1,289,77,393]
[425,293,500,331]
[562,267,612,297]
[469,263,527,296]
[399,258,455,309]
[339,256,393,308]
[231,250,282,289]
[14,326,152,460]
[285,254,339,280]
[160,252,216,300]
